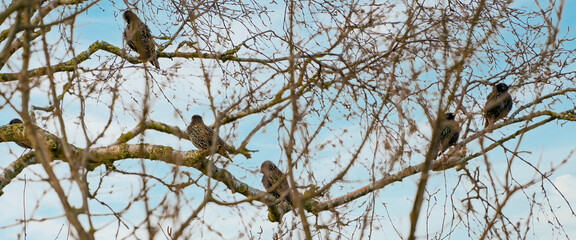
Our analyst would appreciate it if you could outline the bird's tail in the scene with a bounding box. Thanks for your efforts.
[150,57,160,69]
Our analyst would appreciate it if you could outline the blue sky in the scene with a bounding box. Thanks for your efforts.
[1,0,576,239]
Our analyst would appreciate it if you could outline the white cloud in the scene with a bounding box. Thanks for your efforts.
[553,174,576,202]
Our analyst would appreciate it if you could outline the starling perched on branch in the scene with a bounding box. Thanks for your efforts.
[123,10,160,69]
[437,112,460,153]
[261,160,293,207]
[187,115,232,160]
[484,83,513,128]
[8,118,31,149]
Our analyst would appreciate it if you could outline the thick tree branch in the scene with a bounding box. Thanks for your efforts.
[2,107,574,221]
[113,120,255,158]
[0,122,283,209]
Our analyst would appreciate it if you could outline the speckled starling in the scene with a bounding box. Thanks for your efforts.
[187,115,231,160]
[8,118,31,149]
[484,83,513,128]
[437,112,460,153]
[261,160,293,207]
[123,10,160,69]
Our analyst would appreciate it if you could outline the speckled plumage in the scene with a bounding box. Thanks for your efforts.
[123,10,160,69]
[187,115,231,160]
[261,160,293,207]
[438,113,460,153]
[8,118,31,149]
[484,83,513,128]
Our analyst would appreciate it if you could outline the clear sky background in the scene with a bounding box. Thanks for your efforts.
[1,0,575,239]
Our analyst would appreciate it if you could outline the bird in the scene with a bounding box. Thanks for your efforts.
[437,112,460,153]
[8,118,31,149]
[123,10,160,69]
[186,115,232,160]
[484,83,513,128]
[261,160,293,207]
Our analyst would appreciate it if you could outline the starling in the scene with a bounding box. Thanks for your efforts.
[187,115,232,160]
[8,118,31,149]
[437,112,460,153]
[261,160,293,207]
[484,83,513,128]
[123,10,160,69]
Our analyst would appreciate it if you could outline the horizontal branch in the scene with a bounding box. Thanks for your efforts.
[113,120,254,158]
[3,108,574,218]
[0,122,280,211]
[1,41,121,81]
[0,39,335,82]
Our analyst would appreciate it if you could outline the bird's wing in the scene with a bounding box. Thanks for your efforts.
[124,29,138,52]
[262,175,272,189]
[140,24,156,57]
[203,126,229,150]
[270,168,284,183]
[262,176,281,198]
[486,88,496,101]
[499,93,513,111]
[440,126,452,138]
[201,125,216,146]
[449,131,460,146]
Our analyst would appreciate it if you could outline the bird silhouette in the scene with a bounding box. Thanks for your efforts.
[437,112,460,153]
[484,83,513,128]
[261,160,293,207]
[123,10,160,69]
[186,115,232,160]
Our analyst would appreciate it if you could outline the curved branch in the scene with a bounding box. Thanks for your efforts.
[113,120,186,144]
[0,151,37,196]
[309,109,576,213]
